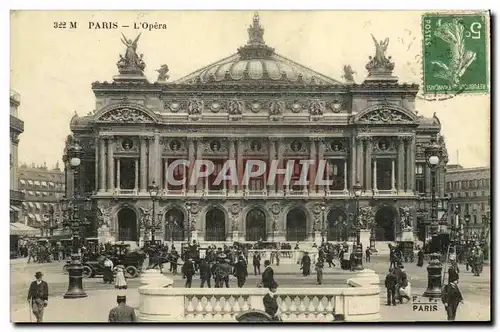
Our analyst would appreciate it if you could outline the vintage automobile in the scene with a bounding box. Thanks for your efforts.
[81,244,146,278]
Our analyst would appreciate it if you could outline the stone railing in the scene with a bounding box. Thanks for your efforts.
[138,269,380,322]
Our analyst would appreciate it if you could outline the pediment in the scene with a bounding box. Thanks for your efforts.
[94,104,157,124]
[355,104,417,124]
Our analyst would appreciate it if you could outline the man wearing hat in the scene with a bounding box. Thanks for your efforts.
[441,274,463,321]
[108,294,137,323]
[261,260,275,289]
[182,258,196,288]
[27,271,49,322]
[263,281,282,322]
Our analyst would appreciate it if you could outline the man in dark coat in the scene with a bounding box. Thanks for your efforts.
[182,258,196,288]
[199,258,212,288]
[448,260,460,283]
[253,252,261,275]
[442,276,463,321]
[263,281,281,322]
[27,271,49,323]
[365,247,371,262]
[234,257,248,288]
[261,260,275,288]
[315,258,324,285]
[384,268,397,306]
[301,252,311,276]
[417,248,424,267]
[170,249,179,275]
[108,295,137,323]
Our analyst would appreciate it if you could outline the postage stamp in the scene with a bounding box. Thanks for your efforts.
[422,12,489,94]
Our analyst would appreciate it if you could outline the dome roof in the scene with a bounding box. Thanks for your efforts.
[174,14,341,86]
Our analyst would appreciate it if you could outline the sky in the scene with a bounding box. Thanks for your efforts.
[10,10,490,168]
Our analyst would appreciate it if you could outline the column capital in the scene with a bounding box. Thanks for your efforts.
[192,137,204,142]
[100,135,114,140]
[398,135,413,141]
[227,137,238,142]
[269,137,280,142]
[357,136,373,141]
[309,137,322,142]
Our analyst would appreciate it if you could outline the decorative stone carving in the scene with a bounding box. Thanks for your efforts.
[117,33,145,74]
[309,100,326,116]
[98,108,155,123]
[375,138,392,152]
[189,203,200,215]
[290,140,304,152]
[116,138,138,152]
[247,100,262,113]
[312,203,323,215]
[165,100,183,113]
[329,140,346,152]
[168,139,182,152]
[328,99,348,113]
[269,100,285,116]
[209,140,222,152]
[359,206,375,229]
[399,206,413,230]
[97,206,111,228]
[288,100,304,113]
[228,100,243,115]
[270,203,281,215]
[208,101,226,113]
[230,203,241,215]
[188,99,204,115]
[342,65,356,83]
[359,108,412,123]
[250,140,262,152]
[156,64,169,82]
[365,34,395,73]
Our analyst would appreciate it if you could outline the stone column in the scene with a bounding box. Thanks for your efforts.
[99,137,106,192]
[268,138,276,194]
[397,137,405,191]
[94,137,99,191]
[350,136,357,187]
[409,137,416,192]
[140,137,147,192]
[277,138,285,194]
[195,138,204,193]
[309,138,317,194]
[317,139,326,194]
[406,137,414,192]
[187,138,195,193]
[237,138,244,192]
[372,158,377,191]
[229,138,236,193]
[356,137,363,184]
[154,134,161,188]
[163,159,169,191]
[391,159,396,192]
[364,138,373,191]
[147,136,158,187]
[107,137,115,191]
[116,158,121,190]
[134,159,139,190]
[343,159,348,192]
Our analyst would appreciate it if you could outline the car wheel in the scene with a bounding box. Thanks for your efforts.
[125,266,139,278]
[82,265,93,278]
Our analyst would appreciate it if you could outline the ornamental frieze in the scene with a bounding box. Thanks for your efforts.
[164,100,184,113]
[268,100,285,116]
[208,100,227,113]
[116,137,139,152]
[358,108,413,123]
[187,99,204,115]
[326,139,348,153]
[228,100,243,115]
[161,138,187,153]
[309,100,326,116]
[374,137,396,153]
[98,108,155,123]
[246,100,263,113]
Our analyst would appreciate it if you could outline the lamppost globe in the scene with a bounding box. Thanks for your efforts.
[187,204,191,211]
[428,155,439,166]
[321,205,326,211]
[69,157,81,168]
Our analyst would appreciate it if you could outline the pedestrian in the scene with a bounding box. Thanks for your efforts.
[108,295,137,323]
[182,258,196,288]
[417,247,424,267]
[234,256,248,288]
[384,268,397,306]
[253,252,261,275]
[349,251,355,271]
[315,258,324,285]
[261,260,275,289]
[396,265,410,303]
[448,259,460,283]
[365,247,371,262]
[103,256,114,284]
[114,265,127,290]
[263,281,282,322]
[301,252,311,276]
[199,258,212,288]
[27,271,49,323]
[171,249,179,275]
[441,275,463,321]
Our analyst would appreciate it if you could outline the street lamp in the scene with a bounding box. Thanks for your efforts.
[63,141,88,299]
[148,181,160,243]
[186,202,193,243]
[423,139,444,299]
[320,204,326,243]
[352,181,363,271]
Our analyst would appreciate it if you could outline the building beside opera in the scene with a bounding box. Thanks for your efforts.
[18,163,65,234]
[69,15,448,247]
[10,90,24,223]
[445,165,490,241]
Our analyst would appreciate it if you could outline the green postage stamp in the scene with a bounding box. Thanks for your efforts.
[422,12,489,94]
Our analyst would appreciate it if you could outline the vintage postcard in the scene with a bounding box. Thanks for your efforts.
[10,10,490,323]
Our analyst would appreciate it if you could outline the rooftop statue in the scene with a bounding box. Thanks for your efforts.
[342,65,356,82]
[156,64,170,82]
[366,34,395,72]
[117,33,145,73]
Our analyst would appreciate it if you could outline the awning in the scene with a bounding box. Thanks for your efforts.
[49,181,55,187]
[10,222,39,236]
[20,179,26,185]
[43,203,49,208]
[41,181,48,186]
[35,214,42,222]
[10,205,21,212]
[27,180,34,185]
[22,202,28,208]
[42,192,48,196]
[35,192,41,196]
[28,191,34,196]
[28,214,35,219]
[34,181,41,186]
[28,202,35,208]
[35,203,42,210]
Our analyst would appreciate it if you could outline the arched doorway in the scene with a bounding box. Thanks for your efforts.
[245,208,267,241]
[164,208,185,242]
[205,207,226,241]
[117,208,138,241]
[374,205,397,241]
[286,208,307,241]
[327,208,348,242]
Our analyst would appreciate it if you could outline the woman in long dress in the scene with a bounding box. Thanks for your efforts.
[115,265,127,290]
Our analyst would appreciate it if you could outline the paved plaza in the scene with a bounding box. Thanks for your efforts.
[10,254,490,323]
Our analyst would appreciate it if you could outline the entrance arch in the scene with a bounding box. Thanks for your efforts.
[117,207,138,241]
[286,208,307,241]
[327,208,348,242]
[164,208,185,242]
[374,205,397,241]
[205,207,226,241]
[245,208,267,241]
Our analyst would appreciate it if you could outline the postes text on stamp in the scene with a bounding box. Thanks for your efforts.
[422,12,489,94]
